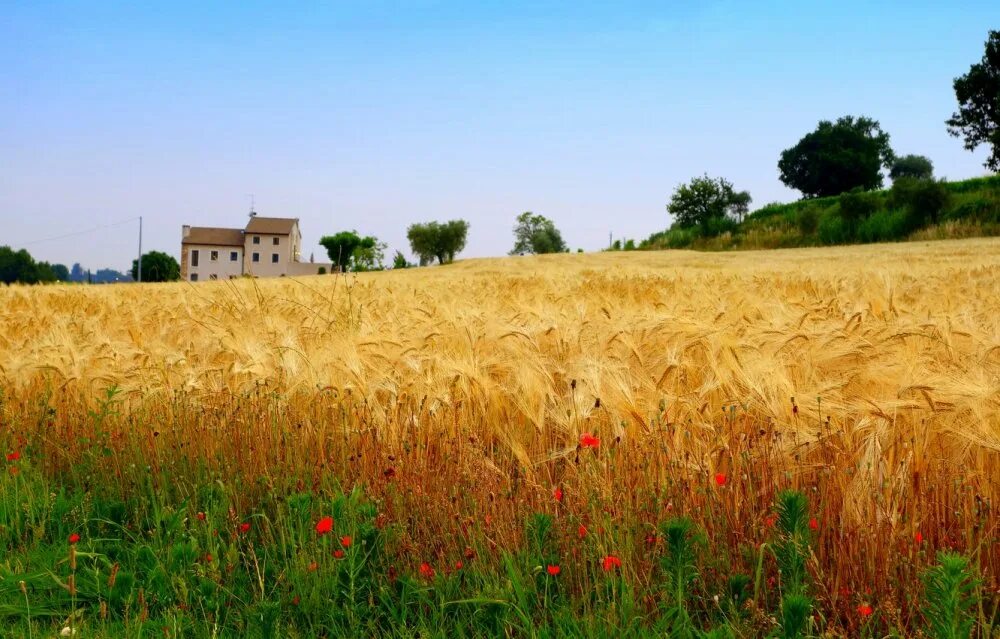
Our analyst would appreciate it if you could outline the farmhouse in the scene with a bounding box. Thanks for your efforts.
[180,214,331,281]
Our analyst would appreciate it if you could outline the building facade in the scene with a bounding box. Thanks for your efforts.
[180,215,330,281]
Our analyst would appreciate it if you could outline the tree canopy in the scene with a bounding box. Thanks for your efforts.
[407,220,469,265]
[778,116,895,198]
[0,246,59,284]
[890,154,934,181]
[666,175,750,235]
[318,231,386,272]
[511,212,567,255]
[131,251,180,282]
[947,30,1000,172]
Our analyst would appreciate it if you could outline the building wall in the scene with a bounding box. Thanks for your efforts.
[243,229,296,277]
[184,245,244,281]
[287,261,333,276]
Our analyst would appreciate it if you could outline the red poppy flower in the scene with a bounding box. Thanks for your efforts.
[553,487,563,502]
[419,562,435,579]
[196,512,206,521]
[714,473,727,487]
[315,516,333,535]
[857,604,873,618]
[204,553,212,563]
[915,531,924,544]
[308,561,318,572]
[238,522,251,534]
[547,564,561,576]
[383,466,396,479]
[578,524,587,539]
[809,517,818,530]
[333,549,345,559]
[601,555,622,572]
[6,451,20,462]
[340,535,352,548]
[764,514,777,528]
[580,433,601,449]
[68,533,80,544]
[291,595,300,606]
[454,561,463,570]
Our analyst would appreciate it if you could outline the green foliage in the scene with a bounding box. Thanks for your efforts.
[511,212,566,254]
[891,154,934,180]
[131,250,180,282]
[0,246,61,284]
[890,177,951,227]
[391,250,410,269]
[921,552,981,639]
[407,219,470,264]
[317,266,327,275]
[838,188,880,227]
[779,115,895,198]
[780,594,813,639]
[946,30,1000,171]
[319,231,385,271]
[857,209,911,243]
[773,490,811,597]
[796,206,820,235]
[666,175,748,236]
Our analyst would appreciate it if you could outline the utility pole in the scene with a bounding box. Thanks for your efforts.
[137,216,143,282]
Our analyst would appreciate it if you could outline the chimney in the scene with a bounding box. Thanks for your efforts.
[182,225,191,239]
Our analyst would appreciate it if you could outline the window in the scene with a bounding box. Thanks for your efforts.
[252,253,260,262]
[271,253,279,263]
[252,236,260,244]
[273,237,280,246]
[191,250,199,267]
[209,274,218,280]
[230,251,238,261]
[210,250,219,261]
[190,273,198,282]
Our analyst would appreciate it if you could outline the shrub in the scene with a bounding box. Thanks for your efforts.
[890,154,934,180]
[891,178,951,227]
[817,211,849,244]
[318,266,327,275]
[921,552,981,639]
[796,206,820,235]
[838,188,879,227]
[857,209,911,243]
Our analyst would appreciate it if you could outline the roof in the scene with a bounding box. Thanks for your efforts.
[245,216,298,235]
[182,227,245,247]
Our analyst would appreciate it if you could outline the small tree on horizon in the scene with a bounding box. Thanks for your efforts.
[511,212,567,254]
[131,251,180,282]
[890,154,934,181]
[666,175,747,236]
[407,220,469,265]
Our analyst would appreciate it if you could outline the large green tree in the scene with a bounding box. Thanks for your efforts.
[890,154,934,181]
[666,175,749,234]
[0,246,59,284]
[319,231,385,272]
[511,212,566,255]
[406,220,469,265]
[778,116,895,198]
[131,251,180,282]
[947,30,1000,172]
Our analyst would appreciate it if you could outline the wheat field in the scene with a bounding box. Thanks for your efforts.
[1,238,998,635]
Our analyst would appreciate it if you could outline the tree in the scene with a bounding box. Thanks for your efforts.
[511,212,567,255]
[131,251,180,282]
[392,250,410,269]
[0,246,60,284]
[351,236,387,272]
[51,263,70,281]
[838,188,879,229]
[319,231,364,272]
[890,154,934,181]
[890,177,951,227]
[666,175,746,235]
[406,220,470,265]
[728,190,753,223]
[779,116,895,198]
[947,31,1000,172]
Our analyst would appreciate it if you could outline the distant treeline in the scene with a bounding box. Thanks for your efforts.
[0,247,131,285]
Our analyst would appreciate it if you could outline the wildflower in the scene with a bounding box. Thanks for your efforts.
[333,550,345,559]
[419,562,435,579]
[601,555,622,572]
[714,473,727,487]
[196,512,206,521]
[340,535,352,548]
[553,487,564,502]
[308,561,318,572]
[291,595,300,606]
[68,533,80,544]
[547,564,561,576]
[578,524,588,539]
[764,514,777,528]
[579,433,601,449]
[6,451,20,462]
[454,561,463,570]
[857,604,873,618]
[809,517,818,530]
[315,516,333,535]
[383,467,396,479]
[204,553,212,563]
[238,522,251,534]
[915,531,924,544]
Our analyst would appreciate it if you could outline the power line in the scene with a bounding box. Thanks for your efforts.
[16,217,141,247]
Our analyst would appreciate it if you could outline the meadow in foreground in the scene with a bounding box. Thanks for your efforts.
[1,239,998,637]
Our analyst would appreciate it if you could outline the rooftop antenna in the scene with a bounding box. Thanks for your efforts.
[248,194,256,217]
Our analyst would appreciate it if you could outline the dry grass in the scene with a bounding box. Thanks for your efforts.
[1,237,998,628]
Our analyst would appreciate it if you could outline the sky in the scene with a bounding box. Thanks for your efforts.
[2,1,997,270]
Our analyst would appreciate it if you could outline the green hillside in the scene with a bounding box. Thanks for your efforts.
[641,175,1000,251]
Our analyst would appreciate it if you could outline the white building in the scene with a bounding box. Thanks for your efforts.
[181,215,330,281]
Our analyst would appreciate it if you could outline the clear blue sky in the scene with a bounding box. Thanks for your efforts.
[2,1,997,270]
